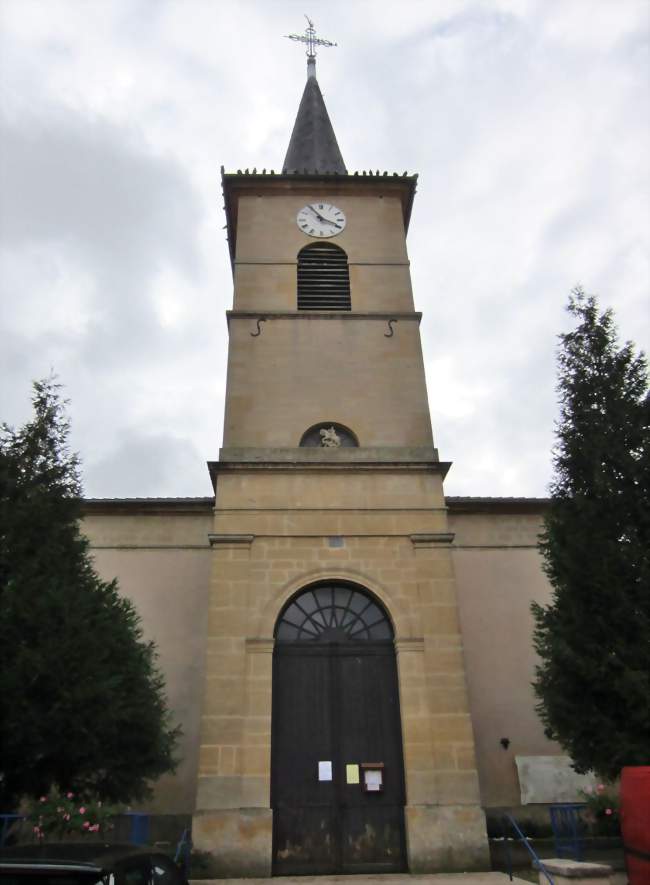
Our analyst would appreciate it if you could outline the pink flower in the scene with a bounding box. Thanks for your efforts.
[90,824,100,832]
[39,796,47,803]
[79,806,86,815]
[605,808,613,815]
[63,813,71,821]
[33,826,40,834]
[66,792,74,799]
[597,784,605,794]
[83,821,90,830]
[583,785,593,795]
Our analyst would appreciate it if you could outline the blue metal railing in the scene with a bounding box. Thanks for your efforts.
[174,828,192,876]
[0,814,24,847]
[502,813,554,885]
[549,803,585,861]
[124,812,150,845]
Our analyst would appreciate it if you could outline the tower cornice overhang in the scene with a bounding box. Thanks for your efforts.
[207,454,450,493]
[225,310,422,329]
[220,168,418,273]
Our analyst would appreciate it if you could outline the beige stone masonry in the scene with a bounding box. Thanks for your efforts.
[222,316,433,448]
[450,509,561,808]
[234,193,410,267]
[233,262,415,313]
[195,482,488,870]
[193,169,488,873]
[82,510,213,814]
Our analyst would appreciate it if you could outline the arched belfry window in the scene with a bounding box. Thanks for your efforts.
[297,243,351,311]
[275,583,393,642]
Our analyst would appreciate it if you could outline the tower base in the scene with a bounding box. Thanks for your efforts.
[405,803,490,872]
[192,808,273,878]
[192,804,489,876]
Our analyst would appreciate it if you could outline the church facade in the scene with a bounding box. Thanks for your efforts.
[81,54,561,876]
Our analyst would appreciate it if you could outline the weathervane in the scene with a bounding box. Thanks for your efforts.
[285,15,337,58]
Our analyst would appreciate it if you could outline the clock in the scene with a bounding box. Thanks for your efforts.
[296,202,346,238]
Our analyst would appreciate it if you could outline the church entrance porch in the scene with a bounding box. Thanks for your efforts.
[271,584,407,875]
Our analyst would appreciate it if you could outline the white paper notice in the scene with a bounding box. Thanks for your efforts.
[365,770,382,791]
[318,760,333,781]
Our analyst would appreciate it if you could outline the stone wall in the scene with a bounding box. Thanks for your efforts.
[82,502,213,815]
[449,503,562,810]
[191,462,488,874]
[82,498,560,828]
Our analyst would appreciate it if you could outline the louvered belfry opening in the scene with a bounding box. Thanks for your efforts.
[297,242,351,311]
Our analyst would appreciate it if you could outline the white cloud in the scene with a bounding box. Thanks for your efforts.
[0,0,647,498]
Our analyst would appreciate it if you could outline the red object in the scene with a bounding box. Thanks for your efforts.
[620,767,650,885]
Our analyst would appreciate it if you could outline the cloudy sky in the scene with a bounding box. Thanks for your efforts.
[1,0,648,499]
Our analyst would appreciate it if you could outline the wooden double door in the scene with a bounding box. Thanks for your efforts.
[271,639,407,875]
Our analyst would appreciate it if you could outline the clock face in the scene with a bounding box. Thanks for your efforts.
[296,202,346,238]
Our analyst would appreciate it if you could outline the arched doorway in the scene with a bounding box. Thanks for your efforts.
[271,582,407,875]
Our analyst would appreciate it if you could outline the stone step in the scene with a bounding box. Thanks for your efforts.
[192,873,532,885]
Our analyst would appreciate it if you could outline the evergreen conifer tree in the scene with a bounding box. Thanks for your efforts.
[532,289,650,779]
[0,378,180,809]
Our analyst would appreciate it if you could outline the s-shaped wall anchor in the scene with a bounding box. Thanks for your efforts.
[250,317,267,337]
[384,318,397,337]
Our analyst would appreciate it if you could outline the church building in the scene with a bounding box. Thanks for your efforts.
[82,36,565,877]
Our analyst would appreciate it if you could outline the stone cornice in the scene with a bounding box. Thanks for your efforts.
[245,638,274,654]
[218,446,439,463]
[208,456,451,492]
[395,637,425,653]
[226,310,422,326]
[234,259,411,267]
[410,533,456,548]
[207,533,254,548]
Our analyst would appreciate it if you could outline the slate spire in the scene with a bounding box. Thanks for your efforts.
[283,59,347,175]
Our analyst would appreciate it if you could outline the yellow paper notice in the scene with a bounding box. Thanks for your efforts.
[346,764,360,784]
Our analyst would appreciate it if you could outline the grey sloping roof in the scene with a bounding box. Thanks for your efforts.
[446,496,550,514]
[283,76,346,174]
[81,495,549,514]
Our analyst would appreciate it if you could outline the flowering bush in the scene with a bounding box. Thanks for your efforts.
[580,782,620,837]
[25,788,120,840]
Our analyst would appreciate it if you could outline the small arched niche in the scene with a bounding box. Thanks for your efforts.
[299,422,358,448]
[274,582,394,642]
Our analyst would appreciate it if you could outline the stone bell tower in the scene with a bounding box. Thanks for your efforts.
[193,30,489,877]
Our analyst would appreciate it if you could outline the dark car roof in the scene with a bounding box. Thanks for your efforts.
[0,843,154,869]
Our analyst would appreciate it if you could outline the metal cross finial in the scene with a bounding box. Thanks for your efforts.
[285,15,337,57]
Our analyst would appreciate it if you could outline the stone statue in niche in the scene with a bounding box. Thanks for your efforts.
[300,423,357,447]
[320,426,341,448]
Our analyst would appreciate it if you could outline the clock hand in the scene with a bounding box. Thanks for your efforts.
[308,205,329,223]
[308,207,342,229]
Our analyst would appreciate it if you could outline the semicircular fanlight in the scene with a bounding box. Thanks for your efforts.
[275,584,393,642]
